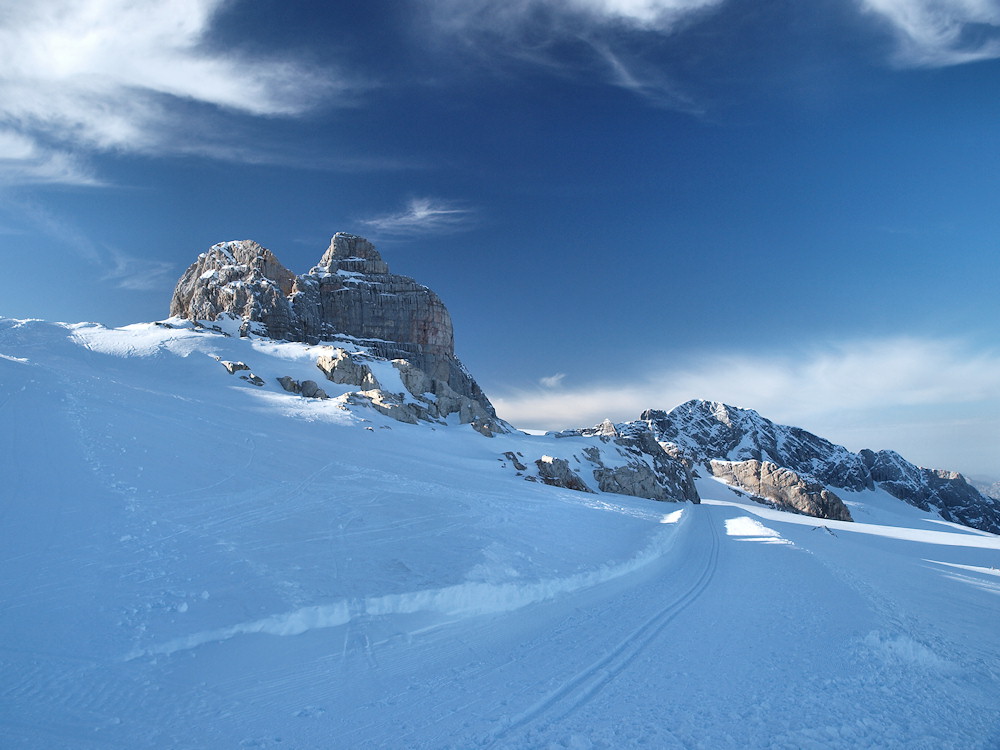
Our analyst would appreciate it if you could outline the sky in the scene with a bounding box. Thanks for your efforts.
[1,0,998,478]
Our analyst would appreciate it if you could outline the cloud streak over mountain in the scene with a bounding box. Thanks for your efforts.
[362,198,477,236]
[493,337,1000,475]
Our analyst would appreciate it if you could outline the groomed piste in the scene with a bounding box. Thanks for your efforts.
[1,317,999,748]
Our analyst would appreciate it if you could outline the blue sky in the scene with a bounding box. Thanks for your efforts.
[1,0,998,477]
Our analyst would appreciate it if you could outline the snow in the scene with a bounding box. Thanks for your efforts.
[2,318,1000,748]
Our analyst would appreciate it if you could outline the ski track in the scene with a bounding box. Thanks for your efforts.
[127,510,688,660]
[5,321,1000,749]
[481,507,719,748]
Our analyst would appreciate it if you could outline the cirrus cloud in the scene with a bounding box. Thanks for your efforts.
[0,0,345,185]
[861,0,1000,66]
[361,198,477,236]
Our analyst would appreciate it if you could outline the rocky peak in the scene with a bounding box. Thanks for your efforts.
[633,398,1000,533]
[169,234,502,433]
[315,232,390,275]
[641,399,872,492]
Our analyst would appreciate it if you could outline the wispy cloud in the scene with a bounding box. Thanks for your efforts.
[361,198,477,236]
[586,40,703,111]
[0,0,347,184]
[101,249,176,292]
[424,0,723,108]
[860,0,1000,66]
[0,129,100,186]
[4,196,175,291]
[540,372,567,388]
[492,337,1000,475]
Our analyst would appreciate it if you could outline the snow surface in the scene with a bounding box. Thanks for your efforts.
[1,318,1000,748]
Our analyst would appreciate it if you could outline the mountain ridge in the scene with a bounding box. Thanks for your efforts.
[164,233,997,533]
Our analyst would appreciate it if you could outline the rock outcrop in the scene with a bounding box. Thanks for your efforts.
[709,460,853,522]
[509,419,699,503]
[170,234,506,434]
[534,456,594,493]
[579,420,700,504]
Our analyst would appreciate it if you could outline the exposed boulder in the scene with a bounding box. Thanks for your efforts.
[534,456,594,493]
[216,358,263,386]
[299,380,328,399]
[316,348,381,390]
[710,459,853,522]
[277,376,301,394]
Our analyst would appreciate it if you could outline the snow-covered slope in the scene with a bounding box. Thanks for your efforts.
[2,319,1000,748]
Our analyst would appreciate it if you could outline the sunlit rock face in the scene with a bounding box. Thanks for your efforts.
[709,459,853,522]
[169,232,502,432]
[638,399,1000,532]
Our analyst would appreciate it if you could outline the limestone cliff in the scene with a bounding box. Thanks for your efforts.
[709,459,853,522]
[170,233,504,434]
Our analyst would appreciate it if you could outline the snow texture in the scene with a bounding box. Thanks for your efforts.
[1,318,999,749]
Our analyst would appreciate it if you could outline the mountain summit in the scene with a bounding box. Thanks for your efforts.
[169,233,504,435]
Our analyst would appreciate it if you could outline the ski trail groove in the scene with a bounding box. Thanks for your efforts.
[124,511,688,660]
[482,507,720,748]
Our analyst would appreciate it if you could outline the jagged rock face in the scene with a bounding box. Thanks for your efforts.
[503,420,698,503]
[860,449,1000,532]
[637,399,999,533]
[292,234,454,359]
[710,460,853,522]
[642,400,873,492]
[580,420,700,504]
[311,346,501,436]
[169,233,501,429]
[169,241,299,340]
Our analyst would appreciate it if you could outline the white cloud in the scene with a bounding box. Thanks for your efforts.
[0,0,342,184]
[431,0,723,32]
[361,198,476,236]
[563,0,725,27]
[424,0,723,107]
[0,129,98,186]
[861,0,1000,66]
[492,337,1000,476]
[540,372,567,388]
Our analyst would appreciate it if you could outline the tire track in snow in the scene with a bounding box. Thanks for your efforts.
[481,507,720,748]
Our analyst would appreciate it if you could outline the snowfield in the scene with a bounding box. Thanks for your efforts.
[1,319,999,748]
